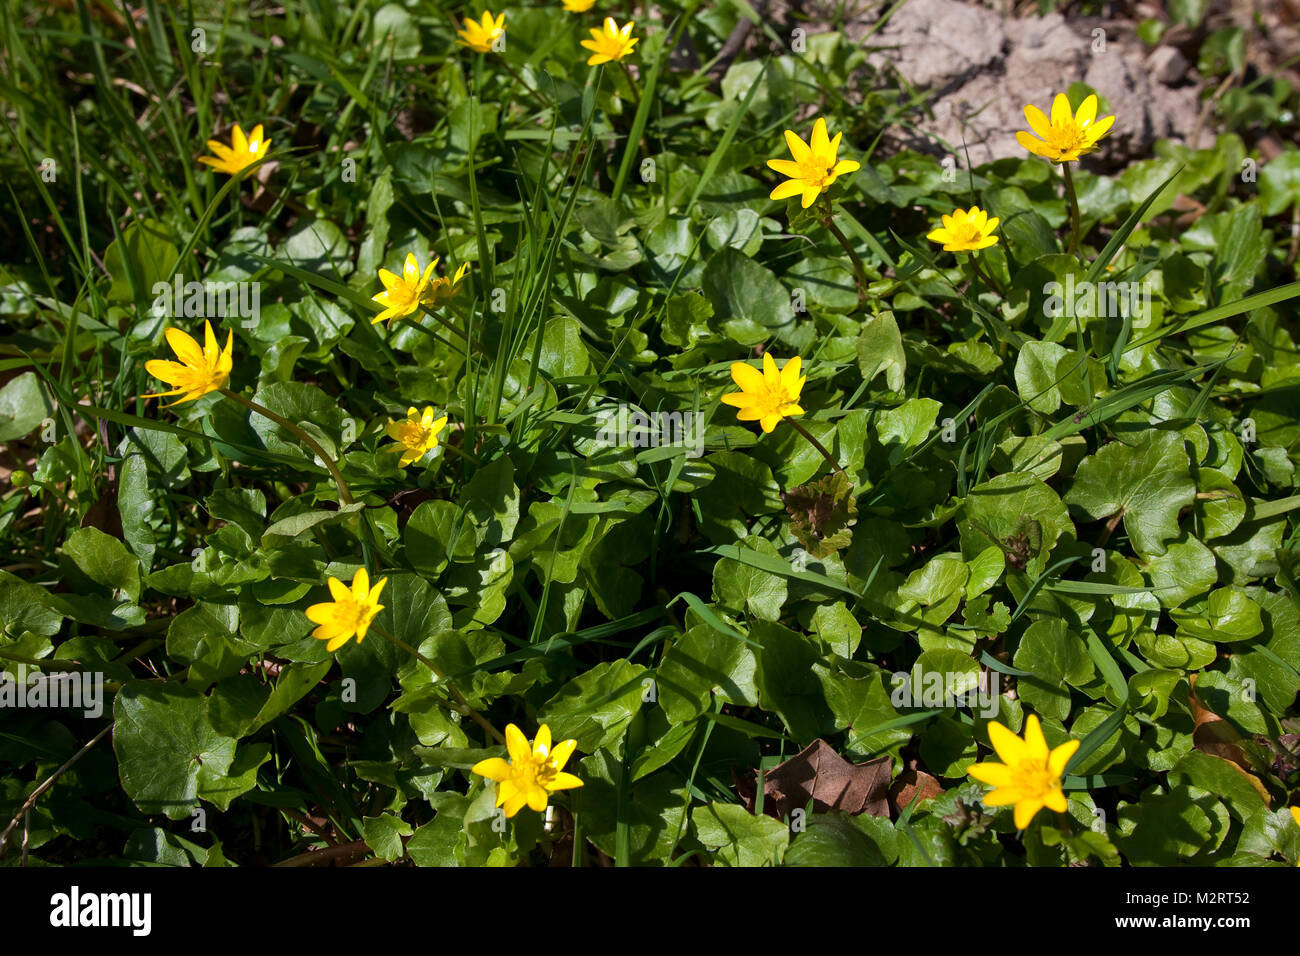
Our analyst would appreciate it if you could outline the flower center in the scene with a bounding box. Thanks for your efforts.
[1051,121,1091,156]
[1009,758,1058,801]
[757,381,795,415]
[395,421,431,449]
[513,754,557,789]
[332,596,370,631]
[950,220,981,244]
[800,156,835,187]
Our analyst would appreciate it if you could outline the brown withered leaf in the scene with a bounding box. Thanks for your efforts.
[1188,674,1253,772]
[888,769,944,817]
[760,740,891,819]
[781,471,857,558]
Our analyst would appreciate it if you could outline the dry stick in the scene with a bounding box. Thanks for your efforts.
[220,389,353,505]
[274,838,370,868]
[0,722,113,858]
[1062,162,1082,257]
[785,417,847,478]
[370,625,505,745]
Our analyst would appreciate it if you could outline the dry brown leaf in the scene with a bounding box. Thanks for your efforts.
[888,769,944,817]
[759,740,891,819]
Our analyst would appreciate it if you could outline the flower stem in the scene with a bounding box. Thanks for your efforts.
[785,417,847,478]
[617,61,643,117]
[1062,162,1082,256]
[967,252,1005,297]
[818,197,870,305]
[370,625,505,744]
[220,389,353,506]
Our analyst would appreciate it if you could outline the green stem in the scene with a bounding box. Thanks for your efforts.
[818,197,870,305]
[785,417,847,478]
[967,252,1005,297]
[370,626,505,744]
[220,389,353,505]
[1062,161,1081,256]
[498,58,545,107]
[618,60,643,117]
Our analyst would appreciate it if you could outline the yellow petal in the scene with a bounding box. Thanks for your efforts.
[549,772,584,791]
[1023,104,1053,141]
[967,761,1014,787]
[1013,797,1045,829]
[730,361,764,392]
[1076,94,1097,128]
[781,355,802,389]
[987,720,1029,765]
[471,757,513,781]
[505,724,531,764]
[1050,92,1071,127]
[810,117,830,156]
[525,785,548,813]
[1048,738,1080,777]
[783,129,811,164]
[550,738,578,771]
[164,327,205,368]
[770,179,806,201]
[1022,713,1048,760]
[533,724,552,757]
[1086,114,1115,141]
[352,567,371,600]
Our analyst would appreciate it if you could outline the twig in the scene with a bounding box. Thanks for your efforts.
[0,722,113,859]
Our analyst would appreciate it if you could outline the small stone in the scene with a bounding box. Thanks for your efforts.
[1148,46,1189,85]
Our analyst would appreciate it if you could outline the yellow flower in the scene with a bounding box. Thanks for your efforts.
[471,723,584,818]
[562,0,596,10]
[372,253,438,325]
[424,261,471,308]
[767,118,861,209]
[305,568,388,653]
[386,406,449,467]
[198,123,271,176]
[580,17,638,65]
[967,713,1079,829]
[721,352,806,434]
[1291,807,1300,866]
[1016,93,1115,164]
[144,321,234,406]
[458,10,505,53]
[927,205,1000,252]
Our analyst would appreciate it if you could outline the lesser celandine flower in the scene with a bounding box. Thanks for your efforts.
[144,321,234,406]
[472,723,583,817]
[580,17,638,65]
[967,713,1079,829]
[767,118,860,209]
[458,10,506,52]
[1016,93,1114,164]
[198,123,271,176]
[305,568,388,652]
[387,406,449,467]
[562,0,596,10]
[426,261,471,307]
[372,254,438,325]
[927,206,1000,252]
[722,353,806,434]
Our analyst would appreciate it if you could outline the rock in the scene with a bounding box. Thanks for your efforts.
[848,0,1207,168]
[1147,45,1190,85]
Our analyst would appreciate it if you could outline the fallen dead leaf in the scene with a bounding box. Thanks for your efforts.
[888,768,944,817]
[756,739,891,819]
